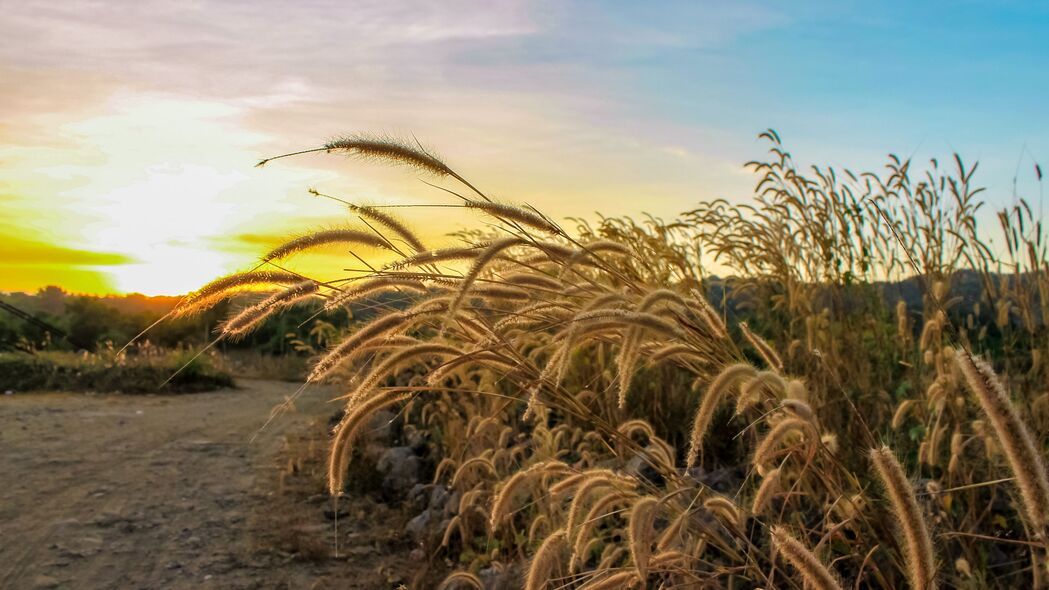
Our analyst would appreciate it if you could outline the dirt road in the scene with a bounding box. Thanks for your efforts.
[0,380,371,590]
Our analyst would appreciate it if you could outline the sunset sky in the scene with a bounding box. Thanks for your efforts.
[2,1,1047,295]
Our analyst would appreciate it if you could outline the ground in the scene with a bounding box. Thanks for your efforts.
[0,379,420,590]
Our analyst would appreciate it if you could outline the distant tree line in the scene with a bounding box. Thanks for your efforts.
[0,286,377,355]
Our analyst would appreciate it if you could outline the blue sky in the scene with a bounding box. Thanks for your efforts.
[0,1,1045,293]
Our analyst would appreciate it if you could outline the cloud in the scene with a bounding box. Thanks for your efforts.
[0,228,129,295]
[0,1,542,98]
[0,233,133,266]
[0,1,790,294]
[0,265,118,295]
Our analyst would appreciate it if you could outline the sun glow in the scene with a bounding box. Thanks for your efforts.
[1,93,336,295]
[3,2,1043,297]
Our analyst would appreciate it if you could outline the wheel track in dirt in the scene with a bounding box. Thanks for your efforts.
[0,379,336,590]
[1,421,217,587]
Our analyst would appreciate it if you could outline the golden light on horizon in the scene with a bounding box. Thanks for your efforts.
[0,88,735,296]
[1,93,343,296]
[4,2,1036,297]
[0,3,765,297]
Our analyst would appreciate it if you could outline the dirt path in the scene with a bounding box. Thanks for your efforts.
[0,380,372,590]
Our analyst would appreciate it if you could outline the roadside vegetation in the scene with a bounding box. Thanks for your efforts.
[177,131,1048,587]
[0,285,379,391]
[0,346,232,394]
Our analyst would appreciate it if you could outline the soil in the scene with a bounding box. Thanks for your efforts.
[0,379,422,590]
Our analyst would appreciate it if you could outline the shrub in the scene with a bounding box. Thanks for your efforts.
[0,348,233,394]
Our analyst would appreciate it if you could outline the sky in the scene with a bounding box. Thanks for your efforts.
[1,0,1046,295]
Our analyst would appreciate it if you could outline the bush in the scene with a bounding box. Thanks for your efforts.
[0,349,234,394]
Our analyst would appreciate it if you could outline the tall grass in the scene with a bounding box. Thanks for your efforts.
[191,131,1047,588]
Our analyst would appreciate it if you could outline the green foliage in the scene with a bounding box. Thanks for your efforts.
[0,286,371,361]
[0,348,233,394]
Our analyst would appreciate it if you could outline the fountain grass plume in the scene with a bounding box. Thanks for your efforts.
[310,311,410,381]
[955,349,1049,537]
[687,363,758,468]
[221,280,319,338]
[771,526,845,590]
[465,200,562,235]
[526,529,568,590]
[328,389,412,495]
[258,134,491,199]
[259,134,454,176]
[175,270,304,316]
[324,276,427,311]
[870,445,937,590]
[344,200,427,253]
[628,496,658,583]
[261,228,391,262]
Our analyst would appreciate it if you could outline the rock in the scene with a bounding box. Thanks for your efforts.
[405,509,433,544]
[365,410,396,445]
[428,485,450,513]
[92,510,127,528]
[323,507,349,521]
[32,575,60,589]
[445,490,462,516]
[291,523,329,535]
[480,562,519,589]
[407,483,434,512]
[404,425,428,452]
[685,465,745,493]
[377,446,422,500]
[56,536,103,558]
[358,441,386,467]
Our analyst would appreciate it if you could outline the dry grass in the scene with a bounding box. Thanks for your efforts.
[186,131,1049,589]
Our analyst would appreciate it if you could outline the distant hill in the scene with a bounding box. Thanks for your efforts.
[2,271,1041,353]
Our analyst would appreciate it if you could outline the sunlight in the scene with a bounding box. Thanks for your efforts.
[2,4,1048,588]
[104,242,237,296]
[9,92,331,294]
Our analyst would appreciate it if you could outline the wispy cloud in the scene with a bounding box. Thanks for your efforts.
[0,232,132,266]
[1,1,1046,294]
